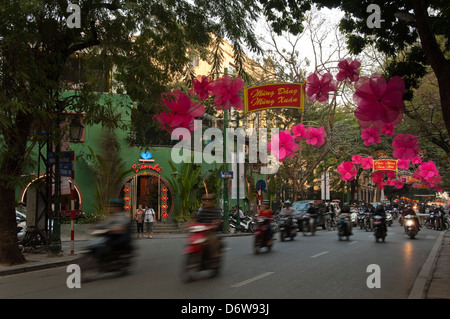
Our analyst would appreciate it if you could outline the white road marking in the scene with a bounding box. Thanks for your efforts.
[310,251,329,258]
[231,272,274,288]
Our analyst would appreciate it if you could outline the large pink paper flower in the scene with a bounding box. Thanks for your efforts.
[371,171,385,184]
[336,58,361,83]
[411,156,422,165]
[211,74,244,110]
[361,126,381,147]
[337,161,357,181]
[361,156,373,169]
[397,159,410,170]
[189,75,214,100]
[267,130,299,162]
[154,90,205,132]
[305,70,337,104]
[292,124,307,141]
[418,161,439,180]
[392,134,420,160]
[305,126,326,147]
[352,155,362,165]
[380,123,395,136]
[353,73,405,129]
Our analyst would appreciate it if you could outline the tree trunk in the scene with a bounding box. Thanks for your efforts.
[0,185,25,265]
[412,0,450,140]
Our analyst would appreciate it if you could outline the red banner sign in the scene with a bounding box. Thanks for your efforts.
[373,160,397,172]
[244,82,305,114]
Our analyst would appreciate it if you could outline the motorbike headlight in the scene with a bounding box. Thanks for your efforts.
[406,220,414,226]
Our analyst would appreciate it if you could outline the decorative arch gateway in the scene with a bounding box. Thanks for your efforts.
[119,172,174,221]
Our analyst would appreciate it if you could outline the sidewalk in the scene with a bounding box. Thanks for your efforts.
[1,229,449,299]
[425,229,450,299]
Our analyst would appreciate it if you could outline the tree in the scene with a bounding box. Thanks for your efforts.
[0,0,305,264]
[313,0,450,154]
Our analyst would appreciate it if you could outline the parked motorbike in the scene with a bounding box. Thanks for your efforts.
[229,213,254,232]
[373,214,387,243]
[181,223,223,282]
[337,213,352,241]
[425,212,436,229]
[279,215,298,241]
[404,214,419,239]
[302,213,316,236]
[253,216,274,254]
[79,226,134,282]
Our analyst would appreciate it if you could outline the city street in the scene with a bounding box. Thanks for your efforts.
[0,223,442,299]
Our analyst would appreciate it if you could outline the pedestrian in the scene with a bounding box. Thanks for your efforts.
[135,204,145,238]
[144,204,156,238]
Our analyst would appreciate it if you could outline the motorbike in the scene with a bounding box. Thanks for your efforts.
[278,215,298,241]
[181,223,223,282]
[357,213,366,229]
[373,214,387,243]
[324,212,337,231]
[364,212,374,232]
[302,213,317,236]
[404,214,419,239]
[425,212,436,229]
[253,216,274,254]
[385,211,393,226]
[337,213,352,241]
[229,213,254,232]
[79,226,134,282]
[350,211,358,227]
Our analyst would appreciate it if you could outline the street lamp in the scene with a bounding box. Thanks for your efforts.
[69,116,84,142]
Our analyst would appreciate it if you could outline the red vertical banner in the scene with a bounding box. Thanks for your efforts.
[161,186,168,220]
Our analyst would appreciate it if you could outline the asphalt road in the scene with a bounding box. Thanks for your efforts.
[0,223,440,299]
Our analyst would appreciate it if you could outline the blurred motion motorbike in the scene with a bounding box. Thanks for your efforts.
[181,223,223,282]
[253,216,274,254]
[404,214,419,239]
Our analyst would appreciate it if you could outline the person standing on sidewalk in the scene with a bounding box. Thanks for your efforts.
[135,204,145,238]
[144,204,156,238]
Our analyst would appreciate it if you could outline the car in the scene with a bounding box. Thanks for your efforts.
[291,200,327,230]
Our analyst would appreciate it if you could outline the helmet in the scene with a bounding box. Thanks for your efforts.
[284,200,291,205]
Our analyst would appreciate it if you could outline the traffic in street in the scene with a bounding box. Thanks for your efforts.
[0,222,442,299]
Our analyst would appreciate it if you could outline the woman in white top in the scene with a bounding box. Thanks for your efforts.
[144,204,156,238]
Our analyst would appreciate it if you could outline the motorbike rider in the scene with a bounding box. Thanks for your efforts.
[403,205,421,230]
[232,206,245,219]
[433,206,445,230]
[257,200,274,243]
[339,205,353,235]
[95,198,133,260]
[193,194,223,259]
[374,205,387,233]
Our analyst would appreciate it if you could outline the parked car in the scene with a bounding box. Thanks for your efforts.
[291,200,327,230]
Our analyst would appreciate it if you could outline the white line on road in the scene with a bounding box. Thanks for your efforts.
[310,251,329,258]
[231,272,274,288]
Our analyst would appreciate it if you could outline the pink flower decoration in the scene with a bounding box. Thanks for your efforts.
[362,156,373,169]
[411,156,422,165]
[305,126,326,147]
[394,180,404,189]
[352,155,362,165]
[361,126,381,147]
[292,124,307,141]
[154,91,205,132]
[380,123,395,136]
[337,161,357,181]
[418,161,439,180]
[211,74,244,110]
[371,171,384,184]
[267,130,299,162]
[392,134,420,160]
[305,70,337,104]
[336,58,361,83]
[353,73,405,129]
[189,75,214,100]
[397,159,410,170]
